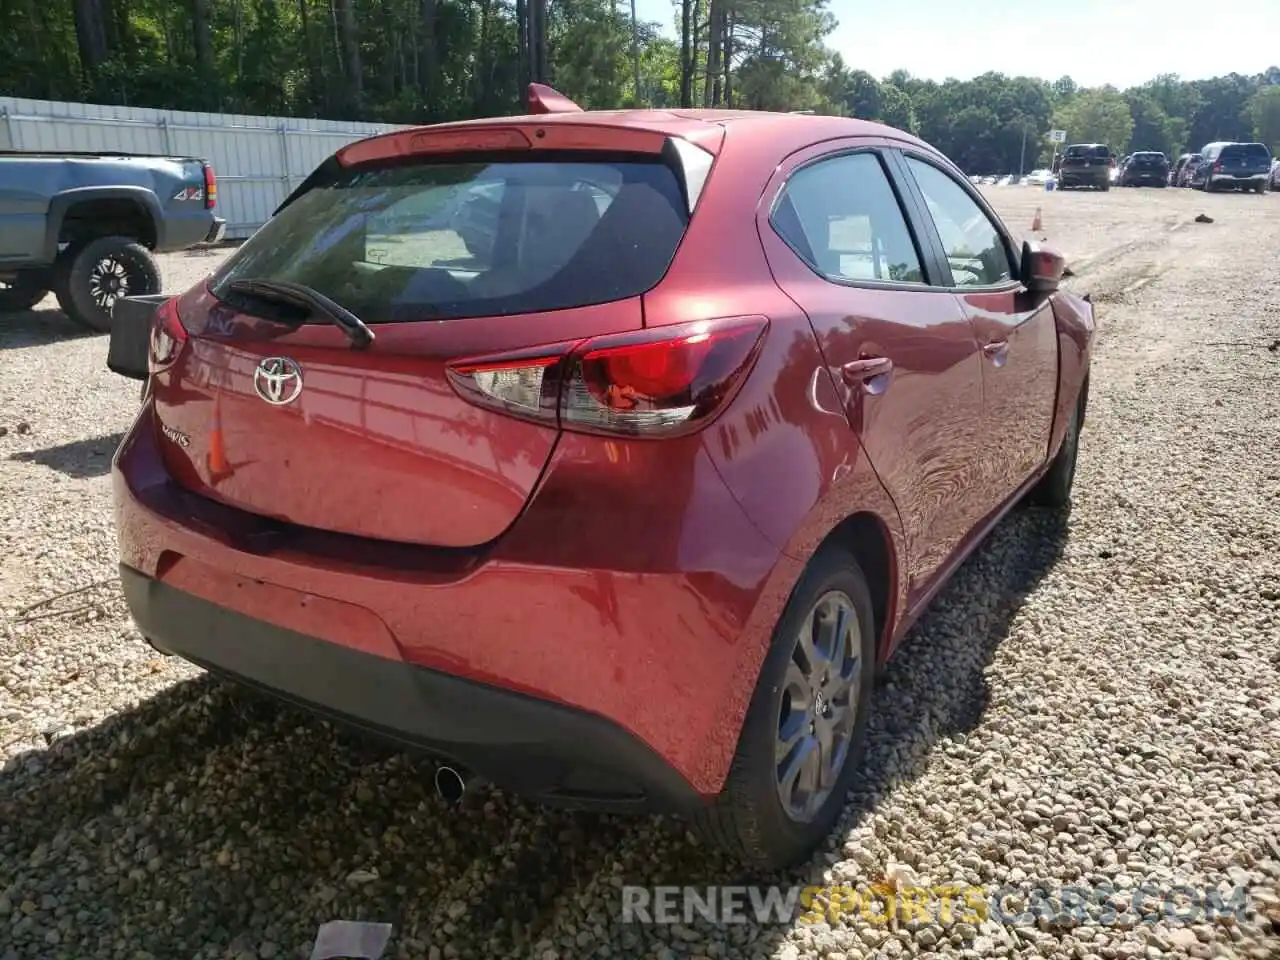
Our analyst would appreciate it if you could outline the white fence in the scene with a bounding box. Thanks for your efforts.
[0,98,412,239]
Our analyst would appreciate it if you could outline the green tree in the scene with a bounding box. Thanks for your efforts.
[0,0,1275,168]
[1054,88,1134,153]
[1246,85,1280,152]
[1125,91,1181,155]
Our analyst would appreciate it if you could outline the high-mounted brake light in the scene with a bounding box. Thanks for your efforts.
[148,297,188,374]
[203,163,217,210]
[446,317,769,438]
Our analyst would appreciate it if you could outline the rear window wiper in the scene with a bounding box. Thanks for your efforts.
[226,278,375,349]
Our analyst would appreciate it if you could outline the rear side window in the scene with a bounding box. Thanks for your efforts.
[209,157,689,324]
[771,152,924,285]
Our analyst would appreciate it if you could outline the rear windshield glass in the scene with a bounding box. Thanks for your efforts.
[1220,143,1271,164]
[1064,145,1110,159]
[209,156,689,324]
[1131,152,1166,161]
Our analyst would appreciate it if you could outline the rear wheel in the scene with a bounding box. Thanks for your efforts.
[693,548,876,871]
[54,235,161,333]
[0,270,51,312]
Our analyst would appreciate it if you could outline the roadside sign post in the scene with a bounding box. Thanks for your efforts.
[1049,129,1067,172]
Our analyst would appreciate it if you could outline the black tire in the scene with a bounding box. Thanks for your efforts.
[1027,400,1082,508]
[1099,182,1110,192]
[0,270,51,312]
[692,548,877,872]
[54,235,161,333]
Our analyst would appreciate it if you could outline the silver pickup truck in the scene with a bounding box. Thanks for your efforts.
[0,151,225,331]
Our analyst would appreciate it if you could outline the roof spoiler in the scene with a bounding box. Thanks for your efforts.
[528,84,583,115]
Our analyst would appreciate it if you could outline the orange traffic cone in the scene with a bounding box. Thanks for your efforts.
[1031,206,1043,232]
[207,392,230,478]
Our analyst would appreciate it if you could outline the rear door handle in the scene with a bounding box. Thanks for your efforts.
[841,356,894,394]
[982,340,1009,367]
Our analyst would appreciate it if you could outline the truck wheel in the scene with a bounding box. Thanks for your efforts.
[692,548,877,871]
[54,236,161,333]
[0,271,51,312]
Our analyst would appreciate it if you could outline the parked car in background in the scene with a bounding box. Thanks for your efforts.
[0,151,225,329]
[1271,158,1280,189]
[1057,143,1113,190]
[1119,151,1170,187]
[1025,169,1054,186]
[112,85,1093,871]
[1171,153,1201,187]
[1190,141,1272,193]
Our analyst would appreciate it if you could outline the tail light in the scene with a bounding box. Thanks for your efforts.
[446,316,768,437]
[1213,161,1222,173]
[203,164,217,210]
[148,297,188,373]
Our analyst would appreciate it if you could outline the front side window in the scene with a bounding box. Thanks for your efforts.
[904,156,1014,288]
[209,157,689,324]
[771,152,924,285]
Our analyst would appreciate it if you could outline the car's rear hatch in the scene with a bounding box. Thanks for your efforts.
[1218,144,1272,175]
[149,120,718,548]
[1128,153,1167,175]
[1062,146,1111,169]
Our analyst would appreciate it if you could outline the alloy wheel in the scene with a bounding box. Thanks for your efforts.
[87,256,133,311]
[775,590,862,821]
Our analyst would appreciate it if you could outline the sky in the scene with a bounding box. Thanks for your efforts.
[631,0,1280,90]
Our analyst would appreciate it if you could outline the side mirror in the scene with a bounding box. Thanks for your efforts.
[1020,240,1066,294]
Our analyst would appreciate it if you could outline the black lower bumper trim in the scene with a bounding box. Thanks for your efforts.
[120,565,702,814]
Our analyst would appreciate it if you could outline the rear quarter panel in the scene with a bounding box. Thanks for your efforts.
[646,121,910,666]
[32,156,214,257]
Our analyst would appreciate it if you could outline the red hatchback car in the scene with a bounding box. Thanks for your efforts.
[113,87,1094,870]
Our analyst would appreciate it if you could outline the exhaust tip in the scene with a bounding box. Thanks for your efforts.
[434,765,466,805]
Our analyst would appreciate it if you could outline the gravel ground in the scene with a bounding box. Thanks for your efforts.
[2,188,1278,960]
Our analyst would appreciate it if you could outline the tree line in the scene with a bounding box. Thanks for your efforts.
[2,0,1278,175]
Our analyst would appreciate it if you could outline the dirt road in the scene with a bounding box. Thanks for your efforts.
[1,187,1277,960]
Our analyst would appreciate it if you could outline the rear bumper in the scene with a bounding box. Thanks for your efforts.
[1210,172,1267,184]
[1122,170,1167,183]
[112,404,796,808]
[121,564,700,812]
[1057,169,1109,184]
[157,214,226,253]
